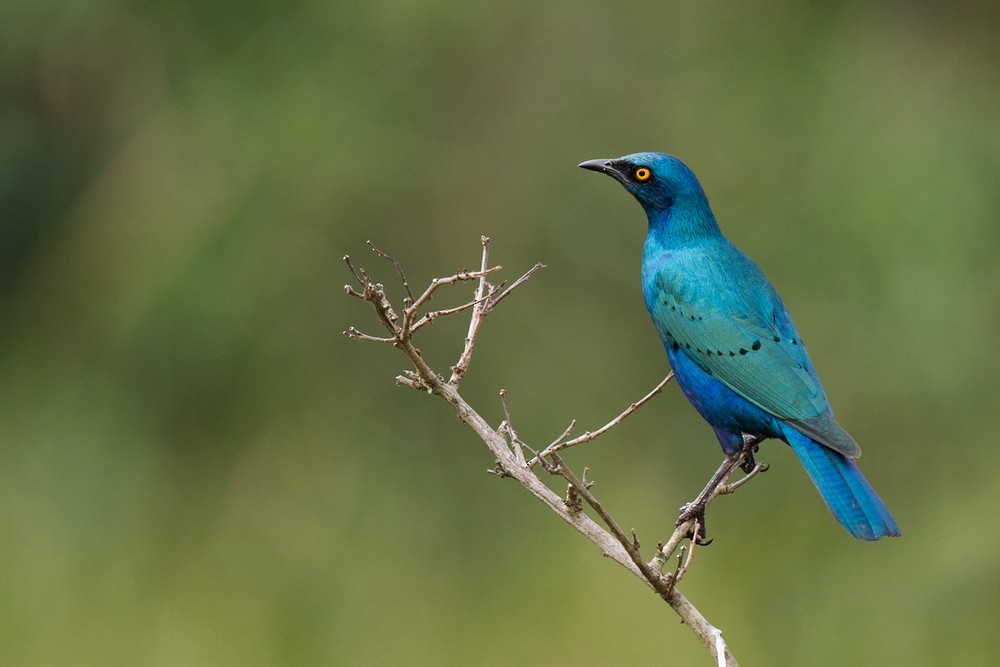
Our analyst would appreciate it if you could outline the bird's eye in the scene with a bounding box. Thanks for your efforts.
[634,167,651,182]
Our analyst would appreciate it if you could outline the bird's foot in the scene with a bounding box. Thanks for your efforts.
[739,435,765,474]
[676,502,712,546]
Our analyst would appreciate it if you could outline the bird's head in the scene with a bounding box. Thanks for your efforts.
[578,152,706,214]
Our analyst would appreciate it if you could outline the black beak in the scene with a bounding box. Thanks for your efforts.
[578,158,615,174]
[578,158,628,185]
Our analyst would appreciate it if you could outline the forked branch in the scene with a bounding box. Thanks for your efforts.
[344,239,768,667]
[528,371,676,467]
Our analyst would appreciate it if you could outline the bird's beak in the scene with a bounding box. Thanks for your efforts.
[578,158,614,174]
[578,158,628,185]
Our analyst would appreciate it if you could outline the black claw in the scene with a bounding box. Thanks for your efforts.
[677,504,713,545]
[687,520,712,546]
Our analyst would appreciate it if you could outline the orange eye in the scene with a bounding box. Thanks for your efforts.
[634,167,651,182]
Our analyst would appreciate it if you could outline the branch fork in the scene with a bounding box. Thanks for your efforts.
[345,238,769,666]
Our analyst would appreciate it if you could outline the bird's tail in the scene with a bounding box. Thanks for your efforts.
[783,427,900,541]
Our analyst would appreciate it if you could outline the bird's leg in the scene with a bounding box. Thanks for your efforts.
[677,435,765,544]
[739,434,766,474]
[676,452,742,544]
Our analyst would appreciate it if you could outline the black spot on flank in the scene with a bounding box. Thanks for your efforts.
[685,343,691,349]
[696,347,702,353]
[672,342,679,351]
[690,315,696,321]
[671,305,676,311]
[751,340,762,351]
[729,351,735,356]
[791,338,798,345]
[773,335,780,342]
[739,348,748,355]
[716,350,723,356]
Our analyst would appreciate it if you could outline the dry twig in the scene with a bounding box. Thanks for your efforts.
[528,372,675,467]
[344,239,769,667]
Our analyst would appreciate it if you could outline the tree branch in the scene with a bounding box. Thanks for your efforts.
[528,371,675,467]
[344,239,766,666]
[449,236,493,385]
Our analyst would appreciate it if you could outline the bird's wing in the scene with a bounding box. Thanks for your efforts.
[648,251,861,458]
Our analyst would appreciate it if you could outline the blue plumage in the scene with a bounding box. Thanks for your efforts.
[580,152,899,541]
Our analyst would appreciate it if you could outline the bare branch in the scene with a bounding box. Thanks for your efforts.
[545,453,651,572]
[344,240,744,667]
[648,541,670,573]
[528,372,674,467]
[665,520,701,597]
[499,389,527,466]
[546,420,577,450]
[406,266,502,318]
[717,461,770,495]
[367,241,414,302]
[343,254,364,286]
[354,280,401,338]
[540,452,738,665]
[658,519,696,569]
[344,326,395,343]
[666,545,687,596]
[484,262,545,312]
[410,291,494,334]
[449,236,493,385]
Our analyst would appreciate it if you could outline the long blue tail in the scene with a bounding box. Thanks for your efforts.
[783,427,900,541]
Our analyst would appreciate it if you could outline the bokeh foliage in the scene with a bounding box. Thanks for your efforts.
[2,0,999,664]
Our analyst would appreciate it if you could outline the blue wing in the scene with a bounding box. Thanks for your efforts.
[644,241,861,459]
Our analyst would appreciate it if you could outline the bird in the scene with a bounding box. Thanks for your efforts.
[579,152,900,541]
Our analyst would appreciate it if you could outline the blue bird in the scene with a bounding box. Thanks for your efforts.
[580,152,900,541]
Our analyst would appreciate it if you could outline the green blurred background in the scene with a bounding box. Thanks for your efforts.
[3,1,999,664]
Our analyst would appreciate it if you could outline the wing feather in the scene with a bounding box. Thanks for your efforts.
[646,245,860,458]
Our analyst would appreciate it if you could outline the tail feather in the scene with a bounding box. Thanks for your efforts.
[783,427,900,541]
